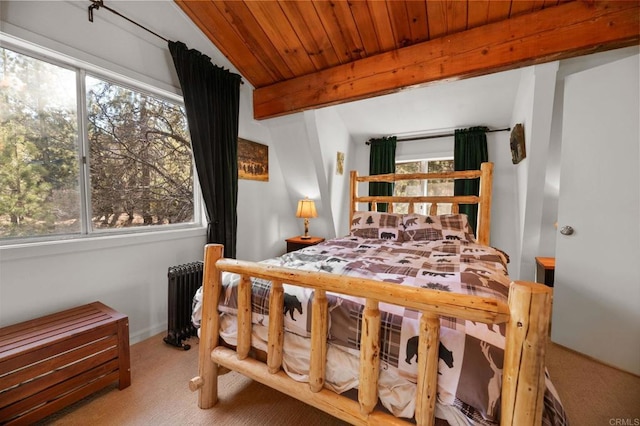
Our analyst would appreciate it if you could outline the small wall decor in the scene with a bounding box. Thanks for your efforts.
[336,151,345,175]
[510,123,526,164]
[238,138,268,181]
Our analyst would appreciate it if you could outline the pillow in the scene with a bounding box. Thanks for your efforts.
[349,211,403,241]
[400,213,476,242]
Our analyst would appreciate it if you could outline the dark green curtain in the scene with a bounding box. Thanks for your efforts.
[454,127,488,235]
[368,136,397,212]
[169,41,242,258]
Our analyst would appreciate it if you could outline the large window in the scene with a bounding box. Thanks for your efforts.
[0,46,198,243]
[394,158,454,214]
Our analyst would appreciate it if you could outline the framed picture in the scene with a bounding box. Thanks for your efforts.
[336,151,345,175]
[238,138,268,181]
[510,123,526,164]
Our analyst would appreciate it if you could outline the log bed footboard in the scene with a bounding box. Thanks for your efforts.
[190,244,552,426]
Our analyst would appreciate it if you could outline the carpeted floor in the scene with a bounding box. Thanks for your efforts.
[544,342,640,425]
[37,333,640,425]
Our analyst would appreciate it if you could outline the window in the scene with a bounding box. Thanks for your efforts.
[0,46,198,243]
[86,76,194,230]
[393,158,454,214]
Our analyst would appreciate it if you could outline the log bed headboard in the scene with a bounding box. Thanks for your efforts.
[350,162,493,246]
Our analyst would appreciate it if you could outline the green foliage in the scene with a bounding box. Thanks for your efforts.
[0,47,79,238]
[0,47,194,240]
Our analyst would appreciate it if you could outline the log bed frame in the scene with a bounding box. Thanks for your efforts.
[189,162,553,426]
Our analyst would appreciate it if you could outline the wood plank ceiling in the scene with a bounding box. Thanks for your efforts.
[176,0,640,119]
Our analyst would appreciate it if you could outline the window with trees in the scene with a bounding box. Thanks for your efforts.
[0,46,197,243]
[393,158,454,214]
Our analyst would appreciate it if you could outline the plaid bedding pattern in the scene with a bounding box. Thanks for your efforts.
[400,213,476,242]
[217,236,567,425]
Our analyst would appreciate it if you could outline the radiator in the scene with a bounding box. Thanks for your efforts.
[163,261,203,350]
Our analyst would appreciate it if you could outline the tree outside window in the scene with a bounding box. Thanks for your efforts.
[86,76,194,229]
[393,158,454,214]
[0,47,197,242]
[0,48,79,238]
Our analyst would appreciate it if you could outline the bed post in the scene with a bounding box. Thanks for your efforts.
[501,281,552,425]
[189,244,224,409]
[415,313,440,426]
[309,289,329,392]
[358,299,381,415]
[477,162,493,246]
[350,170,358,227]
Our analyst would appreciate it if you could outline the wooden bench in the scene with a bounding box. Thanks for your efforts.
[0,302,131,424]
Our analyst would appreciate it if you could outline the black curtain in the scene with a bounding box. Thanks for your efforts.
[368,136,397,212]
[169,41,242,258]
[454,127,488,234]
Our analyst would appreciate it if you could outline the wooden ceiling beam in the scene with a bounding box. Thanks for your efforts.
[253,1,639,120]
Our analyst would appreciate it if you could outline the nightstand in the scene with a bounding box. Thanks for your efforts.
[286,236,324,253]
[535,257,555,287]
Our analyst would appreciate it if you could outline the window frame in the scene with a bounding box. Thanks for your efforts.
[0,38,203,246]
[394,155,455,215]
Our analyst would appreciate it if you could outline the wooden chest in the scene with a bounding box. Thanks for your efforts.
[0,302,131,424]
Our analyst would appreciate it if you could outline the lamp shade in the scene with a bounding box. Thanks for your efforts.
[296,198,317,219]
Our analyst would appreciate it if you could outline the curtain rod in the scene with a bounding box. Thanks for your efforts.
[366,127,511,145]
[88,0,168,42]
[87,1,244,84]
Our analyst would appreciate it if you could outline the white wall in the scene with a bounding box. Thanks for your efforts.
[303,111,337,238]
[0,231,205,343]
[486,131,522,278]
[0,1,292,342]
[262,113,332,240]
[511,62,559,281]
[236,84,299,261]
[314,107,354,237]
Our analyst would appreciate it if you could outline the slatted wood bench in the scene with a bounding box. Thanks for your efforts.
[0,302,131,425]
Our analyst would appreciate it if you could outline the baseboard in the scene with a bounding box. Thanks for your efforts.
[130,322,167,345]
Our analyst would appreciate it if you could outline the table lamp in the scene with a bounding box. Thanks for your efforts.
[296,197,317,239]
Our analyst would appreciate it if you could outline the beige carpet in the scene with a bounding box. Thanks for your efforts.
[37,333,640,425]
[545,343,640,425]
